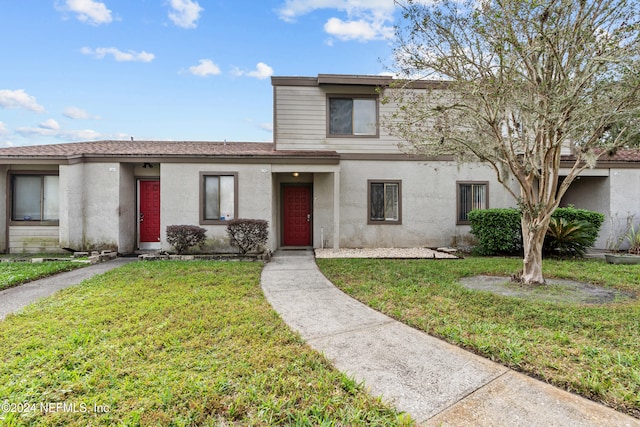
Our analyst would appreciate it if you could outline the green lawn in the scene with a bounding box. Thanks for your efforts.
[0,260,86,291]
[0,261,407,426]
[316,257,640,418]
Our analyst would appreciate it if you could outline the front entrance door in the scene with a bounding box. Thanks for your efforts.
[138,180,160,249]
[282,185,312,246]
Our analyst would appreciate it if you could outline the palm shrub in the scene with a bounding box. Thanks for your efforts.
[543,217,596,258]
[166,225,207,254]
[226,219,269,254]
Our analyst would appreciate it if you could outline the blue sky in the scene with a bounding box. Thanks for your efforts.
[0,0,400,147]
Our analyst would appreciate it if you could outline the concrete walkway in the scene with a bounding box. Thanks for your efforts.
[261,250,640,426]
[0,257,136,321]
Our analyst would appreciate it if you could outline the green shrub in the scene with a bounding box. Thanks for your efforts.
[543,217,597,258]
[468,206,604,257]
[468,208,522,255]
[166,225,207,254]
[226,219,269,254]
[551,206,604,249]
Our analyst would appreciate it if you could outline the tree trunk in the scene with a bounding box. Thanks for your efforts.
[520,218,549,285]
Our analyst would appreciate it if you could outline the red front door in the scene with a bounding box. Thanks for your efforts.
[283,185,312,246]
[139,180,160,244]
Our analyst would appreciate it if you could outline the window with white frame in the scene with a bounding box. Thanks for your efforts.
[368,180,401,224]
[457,181,488,224]
[201,173,237,224]
[328,96,378,136]
[11,174,59,222]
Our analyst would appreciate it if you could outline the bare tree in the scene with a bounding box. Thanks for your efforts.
[386,0,640,284]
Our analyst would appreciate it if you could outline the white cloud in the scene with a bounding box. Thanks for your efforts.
[247,62,274,80]
[188,59,221,77]
[62,0,113,25]
[63,106,98,119]
[16,125,102,141]
[278,0,394,22]
[168,0,203,29]
[258,122,274,132]
[277,0,395,41]
[81,47,155,62]
[324,17,392,41]
[0,89,45,113]
[39,119,61,130]
[233,62,274,80]
[0,122,8,136]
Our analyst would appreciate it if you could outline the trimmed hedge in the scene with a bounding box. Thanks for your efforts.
[468,207,605,256]
[467,209,522,255]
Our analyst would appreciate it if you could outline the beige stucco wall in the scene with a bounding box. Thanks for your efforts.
[160,163,275,252]
[312,172,335,248]
[560,176,611,249]
[59,163,125,252]
[608,169,640,251]
[118,164,136,253]
[337,159,516,248]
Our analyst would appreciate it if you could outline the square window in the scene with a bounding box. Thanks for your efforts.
[328,96,377,136]
[201,173,237,224]
[11,174,59,223]
[368,180,401,224]
[457,182,488,224]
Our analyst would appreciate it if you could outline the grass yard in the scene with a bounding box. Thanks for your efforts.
[0,261,406,426]
[316,257,640,418]
[0,260,86,291]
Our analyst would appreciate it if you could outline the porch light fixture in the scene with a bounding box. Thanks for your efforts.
[143,163,153,168]
[292,172,299,177]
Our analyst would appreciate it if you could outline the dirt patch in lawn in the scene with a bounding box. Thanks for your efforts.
[459,275,635,304]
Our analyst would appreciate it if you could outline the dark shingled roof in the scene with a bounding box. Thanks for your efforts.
[0,140,339,159]
[562,148,640,163]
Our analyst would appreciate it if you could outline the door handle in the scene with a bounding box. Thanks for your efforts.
[139,212,144,222]
[307,213,311,222]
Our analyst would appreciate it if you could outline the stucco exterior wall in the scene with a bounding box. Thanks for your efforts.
[313,173,335,248]
[59,163,84,251]
[560,176,611,249]
[160,163,274,252]
[118,164,136,253]
[337,160,516,248]
[608,169,640,251]
[59,163,122,252]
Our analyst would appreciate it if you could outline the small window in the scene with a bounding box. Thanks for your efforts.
[200,173,238,224]
[368,180,401,224]
[328,96,377,136]
[457,182,488,224]
[11,174,59,223]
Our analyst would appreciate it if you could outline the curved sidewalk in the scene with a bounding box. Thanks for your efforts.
[0,257,136,321]
[261,250,640,426]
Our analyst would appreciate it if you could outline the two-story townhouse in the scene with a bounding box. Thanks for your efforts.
[0,74,638,253]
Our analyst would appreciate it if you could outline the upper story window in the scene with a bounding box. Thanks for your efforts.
[328,96,378,137]
[200,172,238,225]
[11,174,59,223]
[368,180,401,224]
[457,181,488,224]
